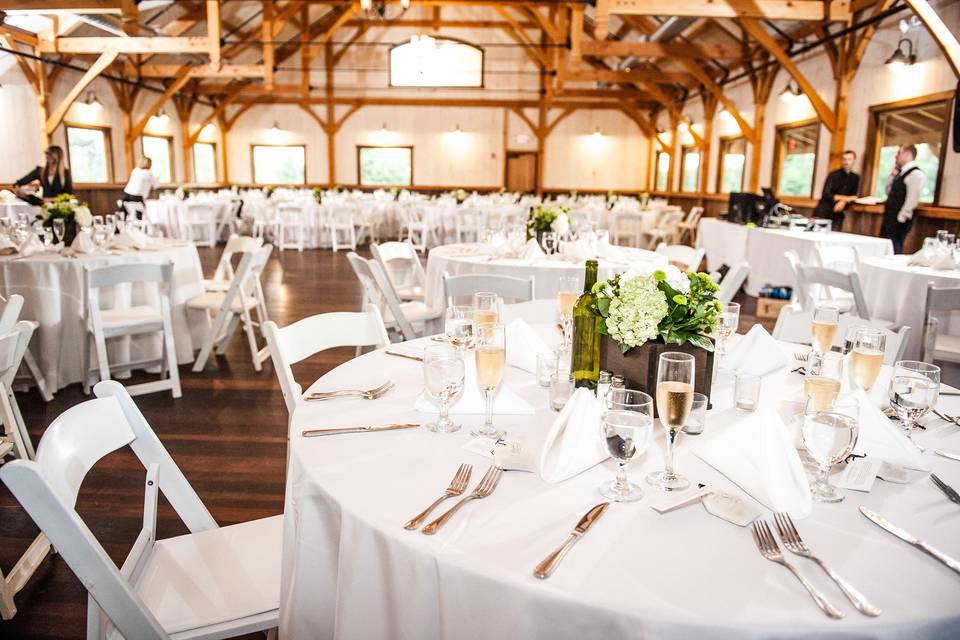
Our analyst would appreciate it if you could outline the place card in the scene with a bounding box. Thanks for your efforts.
[648,487,712,513]
[877,461,911,483]
[701,491,763,527]
[834,458,881,492]
[461,436,536,472]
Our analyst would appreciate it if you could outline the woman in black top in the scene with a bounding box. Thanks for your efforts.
[13,146,73,205]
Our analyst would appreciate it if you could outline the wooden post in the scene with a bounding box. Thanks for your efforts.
[667,115,678,192]
[262,0,274,89]
[217,112,229,183]
[35,55,50,149]
[325,41,336,186]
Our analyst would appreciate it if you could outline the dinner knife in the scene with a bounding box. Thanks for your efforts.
[385,351,423,362]
[935,449,960,462]
[859,506,960,575]
[302,423,419,437]
[534,502,609,579]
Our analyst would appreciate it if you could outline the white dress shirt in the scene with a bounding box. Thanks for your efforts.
[885,160,926,223]
[123,167,158,198]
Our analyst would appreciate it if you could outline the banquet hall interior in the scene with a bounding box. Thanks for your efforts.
[0,0,959,638]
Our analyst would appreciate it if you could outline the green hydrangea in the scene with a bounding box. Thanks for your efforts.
[605,276,668,349]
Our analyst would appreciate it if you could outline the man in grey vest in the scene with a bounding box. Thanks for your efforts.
[879,144,926,254]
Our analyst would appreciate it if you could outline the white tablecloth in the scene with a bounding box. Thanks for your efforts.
[146,198,237,242]
[697,219,894,296]
[281,330,960,639]
[424,243,667,313]
[0,202,39,220]
[0,240,206,392]
[860,254,960,359]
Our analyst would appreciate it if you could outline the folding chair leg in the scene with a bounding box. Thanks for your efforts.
[82,333,92,395]
[217,314,241,354]
[94,334,111,386]
[5,388,35,460]
[240,308,262,372]
[22,351,52,402]
[162,316,182,399]
[193,309,232,372]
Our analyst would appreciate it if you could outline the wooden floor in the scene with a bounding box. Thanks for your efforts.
[0,246,767,639]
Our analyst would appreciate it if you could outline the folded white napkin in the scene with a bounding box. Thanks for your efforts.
[414,356,534,416]
[930,253,956,270]
[504,318,552,373]
[907,249,954,269]
[849,390,929,471]
[521,238,545,260]
[596,240,624,261]
[17,233,45,257]
[0,189,17,203]
[722,324,790,377]
[691,407,812,518]
[540,387,608,483]
[70,230,95,254]
[112,227,151,249]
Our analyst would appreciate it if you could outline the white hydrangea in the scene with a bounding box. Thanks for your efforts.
[74,205,93,227]
[605,275,668,349]
[620,263,690,293]
[550,212,570,236]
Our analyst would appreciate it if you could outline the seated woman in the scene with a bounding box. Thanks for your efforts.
[13,145,73,205]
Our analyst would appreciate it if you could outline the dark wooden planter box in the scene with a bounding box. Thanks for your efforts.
[599,335,715,418]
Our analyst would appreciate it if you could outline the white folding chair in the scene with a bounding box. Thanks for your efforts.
[611,211,642,247]
[121,200,146,221]
[190,245,273,373]
[644,209,685,248]
[275,203,307,252]
[327,205,358,252]
[922,283,960,365]
[0,294,53,402]
[204,234,264,293]
[442,273,535,307]
[456,208,484,243]
[398,204,431,252]
[263,309,390,415]
[814,244,862,274]
[500,299,559,325]
[717,262,750,304]
[346,252,438,341]
[0,381,281,639]
[181,203,217,247]
[215,199,242,241]
[795,263,870,318]
[82,262,181,398]
[370,241,427,303]
[677,206,704,246]
[655,243,706,272]
[773,304,909,365]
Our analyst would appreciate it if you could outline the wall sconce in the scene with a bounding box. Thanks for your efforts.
[885,38,916,71]
[379,122,390,133]
[678,121,689,133]
[779,81,801,103]
[592,126,604,137]
[453,124,463,134]
[84,91,102,110]
[271,121,281,132]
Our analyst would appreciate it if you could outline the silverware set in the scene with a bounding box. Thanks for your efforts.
[930,473,960,505]
[302,423,418,437]
[860,506,960,575]
[404,465,503,535]
[933,409,960,426]
[534,502,609,579]
[305,380,394,401]
[385,350,423,362]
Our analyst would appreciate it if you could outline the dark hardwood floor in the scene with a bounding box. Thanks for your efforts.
[0,246,768,639]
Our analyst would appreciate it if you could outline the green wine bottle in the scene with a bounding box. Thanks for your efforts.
[572,259,601,389]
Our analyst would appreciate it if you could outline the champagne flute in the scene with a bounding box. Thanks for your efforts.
[850,328,885,391]
[599,388,654,502]
[647,352,695,491]
[473,292,499,331]
[802,395,859,503]
[423,344,465,433]
[473,324,506,438]
[803,351,843,412]
[556,275,579,351]
[716,301,740,359]
[810,305,840,353]
[444,305,474,351]
[888,360,940,444]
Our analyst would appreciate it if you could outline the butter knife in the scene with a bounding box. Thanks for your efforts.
[385,351,423,362]
[302,423,419,437]
[534,502,609,579]
[935,449,960,462]
[859,506,960,575]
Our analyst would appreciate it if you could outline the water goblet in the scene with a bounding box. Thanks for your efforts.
[888,360,940,444]
[444,305,474,351]
[423,344,465,434]
[716,301,740,359]
[540,231,558,256]
[599,388,654,502]
[52,218,65,244]
[802,396,859,503]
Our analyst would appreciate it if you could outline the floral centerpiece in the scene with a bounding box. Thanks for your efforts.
[452,188,468,203]
[526,203,571,240]
[262,186,276,198]
[175,186,191,200]
[37,194,93,245]
[605,190,619,209]
[311,187,323,202]
[639,191,650,207]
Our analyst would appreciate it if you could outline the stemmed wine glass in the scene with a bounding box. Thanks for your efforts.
[473,292,499,330]
[802,394,859,503]
[810,304,840,354]
[647,352,695,491]
[803,351,843,412]
[92,217,110,250]
[888,360,940,445]
[423,344,465,433]
[473,324,506,438]
[444,305,474,351]
[850,327,885,391]
[52,218,65,245]
[599,388,653,502]
[540,231,558,256]
[715,301,740,359]
[556,275,579,351]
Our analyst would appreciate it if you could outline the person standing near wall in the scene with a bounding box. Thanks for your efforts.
[814,149,860,231]
[13,146,73,205]
[880,144,926,254]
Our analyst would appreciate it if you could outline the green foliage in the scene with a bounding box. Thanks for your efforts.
[525,203,570,239]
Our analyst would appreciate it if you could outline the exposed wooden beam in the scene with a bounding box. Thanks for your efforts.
[129,66,192,141]
[581,40,745,60]
[0,0,122,11]
[119,0,137,36]
[188,83,246,144]
[496,7,546,68]
[617,101,656,138]
[44,49,117,135]
[206,0,221,70]
[139,64,266,78]
[272,0,305,37]
[741,18,837,132]
[607,0,851,21]
[904,0,960,77]
[562,67,696,86]
[524,6,561,44]
[0,34,38,93]
[261,0,274,88]
[569,5,583,68]
[312,2,355,48]
[38,36,209,54]
[678,59,756,142]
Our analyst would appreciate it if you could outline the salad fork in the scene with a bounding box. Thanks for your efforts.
[306,381,394,401]
[751,520,844,619]
[773,513,880,616]
[931,473,960,505]
[422,466,503,535]
[404,464,472,530]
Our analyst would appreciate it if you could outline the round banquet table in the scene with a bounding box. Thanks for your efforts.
[424,242,667,313]
[281,331,960,639]
[859,255,960,360]
[0,239,207,393]
[146,198,236,241]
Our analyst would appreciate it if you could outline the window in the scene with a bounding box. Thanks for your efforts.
[680,145,700,193]
[193,142,217,183]
[654,150,670,192]
[773,120,819,198]
[717,136,746,193]
[251,145,306,184]
[141,134,174,183]
[358,146,413,186]
[390,36,483,87]
[65,123,112,183]
[865,95,949,205]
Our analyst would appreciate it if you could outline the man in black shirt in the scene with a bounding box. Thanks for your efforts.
[814,149,860,231]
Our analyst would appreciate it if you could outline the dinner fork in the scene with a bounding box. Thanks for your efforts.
[930,473,960,505]
[750,520,844,619]
[306,381,394,401]
[422,466,503,535]
[933,410,960,427]
[403,464,473,530]
[773,513,881,617]
[793,352,808,362]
